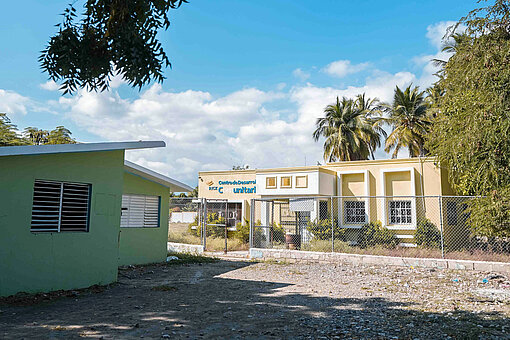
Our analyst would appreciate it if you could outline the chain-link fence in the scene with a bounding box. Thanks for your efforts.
[168,198,249,252]
[168,197,201,245]
[250,196,510,262]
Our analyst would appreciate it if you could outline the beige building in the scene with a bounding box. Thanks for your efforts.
[198,158,456,245]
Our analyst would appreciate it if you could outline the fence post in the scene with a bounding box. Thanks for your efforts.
[224,200,228,254]
[249,199,254,248]
[438,196,445,259]
[202,198,207,251]
[331,197,334,253]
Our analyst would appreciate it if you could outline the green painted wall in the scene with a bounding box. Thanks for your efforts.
[118,172,169,266]
[0,151,124,297]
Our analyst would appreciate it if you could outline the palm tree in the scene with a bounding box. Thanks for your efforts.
[383,85,431,158]
[313,95,385,162]
[23,127,49,145]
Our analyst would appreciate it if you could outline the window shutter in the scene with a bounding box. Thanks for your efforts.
[121,194,160,228]
[31,180,91,232]
[60,182,91,232]
[31,180,61,231]
[144,196,160,227]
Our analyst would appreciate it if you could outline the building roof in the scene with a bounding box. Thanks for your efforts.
[198,157,438,176]
[0,141,165,157]
[124,160,193,192]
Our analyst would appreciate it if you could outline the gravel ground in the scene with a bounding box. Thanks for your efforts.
[1,258,510,339]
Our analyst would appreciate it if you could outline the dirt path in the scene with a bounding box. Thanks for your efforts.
[1,258,510,339]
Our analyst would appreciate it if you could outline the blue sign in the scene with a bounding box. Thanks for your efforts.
[208,179,257,195]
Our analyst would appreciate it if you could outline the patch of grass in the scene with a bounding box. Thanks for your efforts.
[204,237,249,252]
[301,239,333,252]
[151,284,178,292]
[166,252,218,265]
[168,224,249,251]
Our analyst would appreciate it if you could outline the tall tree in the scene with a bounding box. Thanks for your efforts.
[383,85,431,158]
[313,95,384,162]
[23,127,49,145]
[425,0,510,237]
[23,126,77,145]
[41,0,188,94]
[47,126,77,145]
[0,113,24,146]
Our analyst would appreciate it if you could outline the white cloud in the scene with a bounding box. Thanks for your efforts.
[426,21,457,50]
[58,84,285,184]
[413,21,466,88]
[292,68,310,81]
[323,60,370,78]
[0,89,33,115]
[39,80,60,91]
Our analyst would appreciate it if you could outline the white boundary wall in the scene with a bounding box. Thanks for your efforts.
[170,211,197,223]
[249,248,510,273]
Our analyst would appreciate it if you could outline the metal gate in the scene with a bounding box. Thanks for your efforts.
[199,198,229,253]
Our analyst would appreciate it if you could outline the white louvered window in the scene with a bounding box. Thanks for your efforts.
[121,194,160,228]
[31,180,91,232]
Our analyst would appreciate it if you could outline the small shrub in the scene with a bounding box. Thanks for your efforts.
[415,219,442,249]
[187,212,227,238]
[232,222,250,243]
[357,221,399,249]
[306,218,345,241]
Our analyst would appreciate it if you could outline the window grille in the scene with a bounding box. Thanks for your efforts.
[121,194,160,228]
[344,200,366,224]
[31,180,91,232]
[388,200,412,224]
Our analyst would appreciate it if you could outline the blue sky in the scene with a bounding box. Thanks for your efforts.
[0,0,475,185]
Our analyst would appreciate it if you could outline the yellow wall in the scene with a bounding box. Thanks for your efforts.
[341,173,365,196]
[385,171,412,196]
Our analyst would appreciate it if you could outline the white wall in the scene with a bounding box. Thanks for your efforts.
[170,211,197,223]
[256,170,335,196]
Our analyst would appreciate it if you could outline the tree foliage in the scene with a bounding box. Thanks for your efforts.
[0,113,24,146]
[425,0,510,196]
[425,0,510,237]
[313,95,385,162]
[383,85,432,158]
[0,113,77,146]
[40,0,187,94]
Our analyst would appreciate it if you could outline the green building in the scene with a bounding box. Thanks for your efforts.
[0,141,191,297]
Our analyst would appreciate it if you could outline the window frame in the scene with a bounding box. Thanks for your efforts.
[30,179,91,233]
[295,175,308,188]
[388,200,413,225]
[343,200,366,225]
[265,176,277,189]
[280,176,292,188]
[120,194,161,228]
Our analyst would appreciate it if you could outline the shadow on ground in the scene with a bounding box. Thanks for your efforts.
[0,259,508,339]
